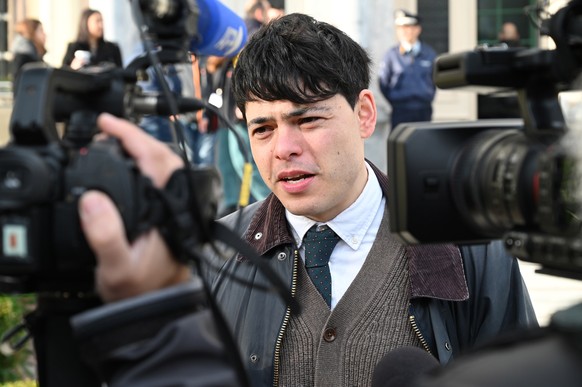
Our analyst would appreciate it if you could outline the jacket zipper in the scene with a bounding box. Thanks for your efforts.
[272,248,299,387]
[409,312,433,355]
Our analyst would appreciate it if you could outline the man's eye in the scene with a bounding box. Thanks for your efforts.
[300,117,320,125]
[252,126,270,136]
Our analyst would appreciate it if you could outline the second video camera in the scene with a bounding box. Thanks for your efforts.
[388,0,582,279]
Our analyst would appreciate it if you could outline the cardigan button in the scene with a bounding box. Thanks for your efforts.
[323,327,337,342]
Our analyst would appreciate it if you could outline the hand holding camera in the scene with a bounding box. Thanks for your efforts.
[78,113,190,302]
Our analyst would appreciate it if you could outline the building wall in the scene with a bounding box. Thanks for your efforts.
[6,0,89,68]
[0,0,564,167]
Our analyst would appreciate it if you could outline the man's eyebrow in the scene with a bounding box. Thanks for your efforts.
[248,116,270,126]
[283,106,330,119]
[247,105,331,126]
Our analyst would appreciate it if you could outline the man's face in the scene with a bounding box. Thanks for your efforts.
[246,92,376,222]
[396,24,421,45]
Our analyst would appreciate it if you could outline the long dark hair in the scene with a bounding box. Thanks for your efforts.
[76,8,103,43]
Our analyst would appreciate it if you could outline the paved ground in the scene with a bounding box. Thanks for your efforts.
[518,261,582,326]
[0,106,10,144]
[0,83,11,145]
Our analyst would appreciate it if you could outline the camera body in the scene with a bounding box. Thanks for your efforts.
[0,0,220,293]
[0,65,154,293]
[388,1,582,279]
[389,118,527,244]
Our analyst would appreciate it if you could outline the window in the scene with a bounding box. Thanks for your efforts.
[418,0,449,55]
[478,0,538,48]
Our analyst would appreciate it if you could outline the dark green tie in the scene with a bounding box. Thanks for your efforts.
[303,225,340,307]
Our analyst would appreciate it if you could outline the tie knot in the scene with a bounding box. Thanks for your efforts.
[303,225,340,268]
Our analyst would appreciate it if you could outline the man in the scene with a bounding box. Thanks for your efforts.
[478,21,523,119]
[498,21,521,47]
[80,13,536,386]
[378,9,437,131]
[243,0,271,37]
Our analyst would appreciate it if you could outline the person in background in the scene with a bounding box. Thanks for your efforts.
[378,9,437,131]
[498,21,521,48]
[78,13,537,387]
[177,54,218,166]
[138,63,183,143]
[478,21,523,119]
[62,8,122,70]
[266,6,285,22]
[10,18,47,95]
[243,0,271,36]
[197,54,270,216]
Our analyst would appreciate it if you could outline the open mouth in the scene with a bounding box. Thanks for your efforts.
[280,174,314,183]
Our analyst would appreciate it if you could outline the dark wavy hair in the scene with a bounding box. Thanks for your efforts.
[232,13,372,117]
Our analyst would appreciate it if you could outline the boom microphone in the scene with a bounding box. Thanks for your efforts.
[191,0,248,57]
[372,346,439,387]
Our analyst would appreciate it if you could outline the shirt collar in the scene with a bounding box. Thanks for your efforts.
[238,160,469,301]
[287,162,383,251]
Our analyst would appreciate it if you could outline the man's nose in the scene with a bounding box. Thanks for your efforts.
[273,124,303,160]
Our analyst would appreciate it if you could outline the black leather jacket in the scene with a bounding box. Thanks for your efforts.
[206,163,538,386]
[75,163,537,387]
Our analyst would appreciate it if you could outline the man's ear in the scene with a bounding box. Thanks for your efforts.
[357,89,377,139]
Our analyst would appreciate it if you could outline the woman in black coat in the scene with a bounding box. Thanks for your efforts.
[62,8,122,70]
[11,18,47,95]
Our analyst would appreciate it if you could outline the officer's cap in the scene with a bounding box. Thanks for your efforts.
[394,9,420,26]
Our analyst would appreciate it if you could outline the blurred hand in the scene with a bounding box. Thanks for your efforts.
[197,117,209,134]
[78,113,190,302]
[70,57,87,70]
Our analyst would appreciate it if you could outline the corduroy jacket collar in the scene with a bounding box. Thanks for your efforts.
[238,161,469,302]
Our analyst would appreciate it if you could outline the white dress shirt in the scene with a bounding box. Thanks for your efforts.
[286,162,385,309]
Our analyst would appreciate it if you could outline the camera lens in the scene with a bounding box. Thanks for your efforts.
[536,146,582,236]
[450,129,543,235]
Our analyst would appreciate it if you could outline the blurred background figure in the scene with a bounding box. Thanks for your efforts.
[189,0,275,216]
[378,9,437,132]
[189,55,223,166]
[498,21,521,47]
[196,54,270,216]
[138,63,183,143]
[267,6,285,22]
[62,8,122,70]
[244,0,271,36]
[10,18,46,95]
[159,54,219,166]
[478,21,523,119]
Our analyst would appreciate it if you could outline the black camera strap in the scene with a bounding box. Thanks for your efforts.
[151,167,299,313]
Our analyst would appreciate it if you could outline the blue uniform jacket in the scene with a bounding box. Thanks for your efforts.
[378,42,437,107]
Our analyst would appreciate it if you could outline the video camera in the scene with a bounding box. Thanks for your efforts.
[0,1,249,386]
[388,0,582,280]
[0,0,247,295]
